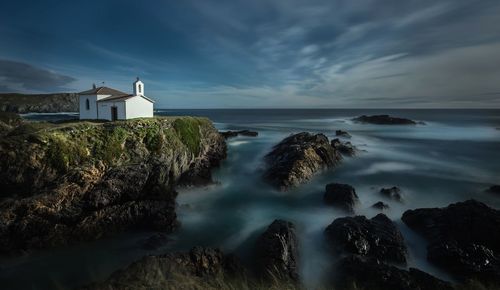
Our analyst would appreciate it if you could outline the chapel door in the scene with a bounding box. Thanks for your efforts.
[111,106,118,121]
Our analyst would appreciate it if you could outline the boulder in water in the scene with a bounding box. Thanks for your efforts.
[486,185,500,195]
[335,130,351,138]
[323,183,359,213]
[336,255,453,290]
[255,219,299,282]
[402,199,500,284]
[220,130,258,138]
[331,138,357,156]
[372,201,390,211]
[325,214,407,264]
[353,115,417,125]
[263,132,341,191]
[380,186,403,202]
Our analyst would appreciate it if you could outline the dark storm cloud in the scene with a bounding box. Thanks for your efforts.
[0,59,76,92]
[1,0,500,107]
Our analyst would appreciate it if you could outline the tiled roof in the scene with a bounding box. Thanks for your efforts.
[78,86,128,96]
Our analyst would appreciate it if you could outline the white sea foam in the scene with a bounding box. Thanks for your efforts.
[228,140,250,146]
[355,162,416,175]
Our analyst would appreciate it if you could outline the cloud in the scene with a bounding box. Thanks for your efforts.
[0,59,76,92]
[2,0,500,107]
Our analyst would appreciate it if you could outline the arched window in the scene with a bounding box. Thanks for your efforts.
[138,84,142,94]
[86,99,90,110]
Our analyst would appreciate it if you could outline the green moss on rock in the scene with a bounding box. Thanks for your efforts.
[173,117,203,155]
[5,117,215,174]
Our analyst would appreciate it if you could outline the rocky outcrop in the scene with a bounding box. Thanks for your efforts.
[486,185,500,195]
[353,115,417,125]
[263,132,341,191]
[331,138,357,156]
[220,130,258,138]
[0,117,226,253]
[0,93,78,113]
[336,255,453,290]
[323,183,359,213]
[335,130,351,138]
[85,247,245,290]
[372,201,390,211]
[380,186,403,202]
[402,200,500,284]
[255,220,299,282]
[325,214,407,264]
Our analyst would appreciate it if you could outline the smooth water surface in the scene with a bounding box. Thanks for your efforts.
[2,109,500,289]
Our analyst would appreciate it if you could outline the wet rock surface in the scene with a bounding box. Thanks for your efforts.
[402,199,500,283]
[331,138,357,156]
[336,255,453,290]
[323,183,359,213]
[325,214,407,264]
[380,186,403,202]
[486,185,500,195]
[372,201,390,211]
[353,114,417,125]
[85,247,245,290]
[0,117,226,254]
[263,132,341,191]
[220,130,258,138]
[255,219,299,282]
[335,130,351,138]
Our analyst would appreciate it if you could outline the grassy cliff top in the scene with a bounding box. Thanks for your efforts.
[1,116,217,173]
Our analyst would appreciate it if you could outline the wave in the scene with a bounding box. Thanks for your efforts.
[355,162,416,175]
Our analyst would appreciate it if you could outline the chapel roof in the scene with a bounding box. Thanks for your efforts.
[78,86,128,96]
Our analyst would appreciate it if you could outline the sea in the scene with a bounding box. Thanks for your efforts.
[2,109,500,289]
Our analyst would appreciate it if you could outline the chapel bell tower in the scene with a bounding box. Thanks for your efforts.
[133,77,144,96]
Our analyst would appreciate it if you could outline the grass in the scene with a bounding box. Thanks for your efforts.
[2,117,213,174]
[100,126,128,164]
[173,117,203,155]
[46,132,89,172]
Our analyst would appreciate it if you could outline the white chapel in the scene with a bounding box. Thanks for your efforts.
[79,78,154,121]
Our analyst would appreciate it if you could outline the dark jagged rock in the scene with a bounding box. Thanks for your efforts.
[353,115,417,125]
[140,233,171,250]
[335,130,351,138]
[0,117,226,254]
[402,200,500,284]
[323,183,359,213]
[380,186,403,202]
[255,220,299,282]
[331,138,357,156]
[263,132,341,191]
[238,130,258,137]
[486,185,500,195]
[324,214,407,264]
[372,201,390,211]
[220,130,258,138]
[84,247,245,290]
[336,255,453,290]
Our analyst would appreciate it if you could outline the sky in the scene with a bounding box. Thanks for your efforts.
[1,0,500,108]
